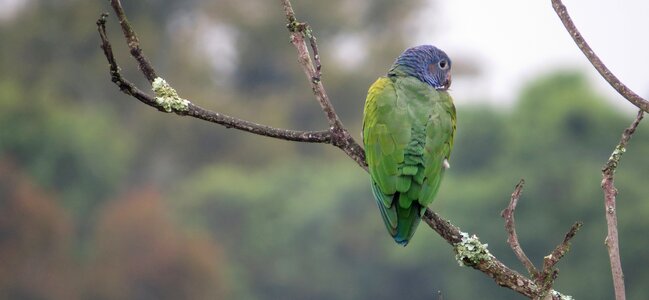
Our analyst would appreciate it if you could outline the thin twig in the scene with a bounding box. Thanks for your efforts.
[543,222,583,272]
[282,1,339,129]
[97,13,331,143]
[185,104,332,142]
[281,0,367,170]
[543,222,584,269]
[497,180,581,299]
[97,13,162,109]
[600,110,644,300]
[307,29,322,82]
[537,222,583,298]
[603,111,644,175]
[110,0,157,83]
[501,179,539,277]
[289,21,322,82]
[551,0,649,112]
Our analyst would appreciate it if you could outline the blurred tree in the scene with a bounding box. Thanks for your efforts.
[450,106,507,174]
[87,188,228,300]
[0,159,79,299]
[0,79,133,220]
[171,160,448,299]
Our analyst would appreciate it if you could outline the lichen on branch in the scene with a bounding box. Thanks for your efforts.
[152,77,190,113]
[455,232,492,267]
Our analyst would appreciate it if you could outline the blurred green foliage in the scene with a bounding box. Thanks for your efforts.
[1,0,649,299]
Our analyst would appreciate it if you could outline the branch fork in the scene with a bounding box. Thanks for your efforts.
[500,180,581,299]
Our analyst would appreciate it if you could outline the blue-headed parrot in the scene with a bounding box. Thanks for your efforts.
[363,45,456,246]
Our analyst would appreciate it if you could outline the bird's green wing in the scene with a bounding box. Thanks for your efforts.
[399,78,456,212]
[363,77,411,238]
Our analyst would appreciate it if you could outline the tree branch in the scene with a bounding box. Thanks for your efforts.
[282,0,337,129]
[551,0,649,113]
[537,222,582,298]
[97,13,331,144]
[281,0,367,170]
[422,209,541,298]
[601,110,644,300]
[498,180,582,299]
[424,184,579,300]
[501,179,539,277]
[110,0,157,83]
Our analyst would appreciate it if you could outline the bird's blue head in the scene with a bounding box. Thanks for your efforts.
[388,45,452,90]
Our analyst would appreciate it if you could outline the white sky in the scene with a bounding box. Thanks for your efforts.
[0,0,28,22]
[414,0,649,107]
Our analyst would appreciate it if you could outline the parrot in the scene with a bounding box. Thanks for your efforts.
[362,45,456,246]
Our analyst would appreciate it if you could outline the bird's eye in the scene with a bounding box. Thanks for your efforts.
[438,60,448,70]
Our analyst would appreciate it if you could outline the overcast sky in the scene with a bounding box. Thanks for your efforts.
[415,0,649,108]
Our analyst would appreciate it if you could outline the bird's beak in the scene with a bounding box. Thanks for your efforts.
[442,73,452,90]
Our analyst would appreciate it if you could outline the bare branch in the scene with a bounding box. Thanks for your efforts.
[97,13,331,144]
[603,111,644,175]
[97,13,161,109]
[308,32,322,82]
[424,200,575,299]
[282,0,339,129]
[497,181,581,299]
[543,222,583,273]
[184,105,332,143]
[281,0,367,170]
[423,209,538,298]
[501,179,539,277]
[601,110,644,300]
[537,222,583,298]
[110,0,157,83]
[551,0,649,112]
[422,209,463,244]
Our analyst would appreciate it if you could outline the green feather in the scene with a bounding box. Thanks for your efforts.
[371,181,397,233]
[413,167,426,184]
[395,197,422,244]
[407,182,421,200]
[398,191,413,208]
[396,176,411,192]
[401,165,418,175]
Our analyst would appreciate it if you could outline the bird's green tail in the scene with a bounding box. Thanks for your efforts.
[371,181,422,246]
[393,193,422,246]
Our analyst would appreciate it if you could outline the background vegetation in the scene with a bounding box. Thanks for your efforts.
[1,0,647,299]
